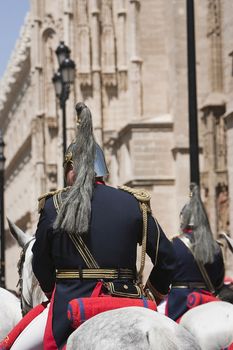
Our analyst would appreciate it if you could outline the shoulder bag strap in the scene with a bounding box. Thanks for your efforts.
[53,192,99,269]
[179,235,216,294]
[68,233,99,269]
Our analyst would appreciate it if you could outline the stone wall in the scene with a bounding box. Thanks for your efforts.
[1,0,233,288]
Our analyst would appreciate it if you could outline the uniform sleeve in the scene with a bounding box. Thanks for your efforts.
[32,202,56,295]
[145,214,176,300]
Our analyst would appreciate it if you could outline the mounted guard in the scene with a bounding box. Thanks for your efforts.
[1,103,176,349]
[166,183,225,322]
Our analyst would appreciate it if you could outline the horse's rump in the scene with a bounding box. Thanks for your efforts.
[66,306,200,350]
[180,301,233,349]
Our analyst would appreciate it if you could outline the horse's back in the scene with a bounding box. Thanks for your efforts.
[66,306,200,350]
[180,301,233,350]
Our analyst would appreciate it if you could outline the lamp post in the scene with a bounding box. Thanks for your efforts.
[186,0,200,186]
[0,129,6,288]
[52,41,76,164]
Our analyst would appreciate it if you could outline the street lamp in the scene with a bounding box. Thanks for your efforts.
[0,129,6,288]
[55,41,71,66]
[52,41,76,166]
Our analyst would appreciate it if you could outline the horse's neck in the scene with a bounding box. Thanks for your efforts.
[22,241,47,309]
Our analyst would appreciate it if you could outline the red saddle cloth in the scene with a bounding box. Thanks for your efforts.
[68,297,156,329]
[67,282,157,329]
[186,290,219,309]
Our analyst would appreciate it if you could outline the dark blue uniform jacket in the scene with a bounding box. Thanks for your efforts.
[167,234,225,321]
[32,184,175,348]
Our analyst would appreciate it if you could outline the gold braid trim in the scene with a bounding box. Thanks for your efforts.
[119,185,151,284]
[38,187,70,213]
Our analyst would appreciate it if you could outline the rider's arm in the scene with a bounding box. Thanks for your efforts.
[32,198,56,297]
[145,214,176,304]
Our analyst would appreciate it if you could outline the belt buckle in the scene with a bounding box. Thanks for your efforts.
[78,267,83,281]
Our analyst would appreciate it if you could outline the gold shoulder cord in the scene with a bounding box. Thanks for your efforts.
[38,190,59,213]
[137,202,149,283]
[118,186,160,285]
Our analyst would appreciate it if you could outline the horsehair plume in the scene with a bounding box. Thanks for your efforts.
[181,182,218,264]
[53,102,96,235]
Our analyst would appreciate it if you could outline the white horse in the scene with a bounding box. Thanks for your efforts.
[7,220,233,349]
[0,287,21,340]
[1,219,48,349]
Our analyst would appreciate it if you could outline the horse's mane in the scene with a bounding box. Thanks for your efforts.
[20,239,47,314]
[6,288,19,298]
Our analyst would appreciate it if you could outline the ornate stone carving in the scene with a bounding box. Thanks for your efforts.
[101,0,116,85]
[207,0,223,92]
[0,14,31,114]
[116,0,127,91]
[216,183,229,233]
[76,0,91,85]
[215,115,227,171]
[77,0,88,24]
[46,163,58,185]
[42,14,56,31]
[117,70,127,91]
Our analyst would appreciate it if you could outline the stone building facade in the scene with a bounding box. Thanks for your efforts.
[0,0,233,289]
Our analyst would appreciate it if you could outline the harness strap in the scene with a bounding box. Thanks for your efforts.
[17,238,35,316]
[178,235,216,294]
[56,268,135,280]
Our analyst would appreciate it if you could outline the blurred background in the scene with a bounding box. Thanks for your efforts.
[0,0,233,290]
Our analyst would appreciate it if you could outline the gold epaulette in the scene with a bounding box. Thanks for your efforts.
[37,187,70,213]
[118,185,151,202]
[118,185,151,213]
